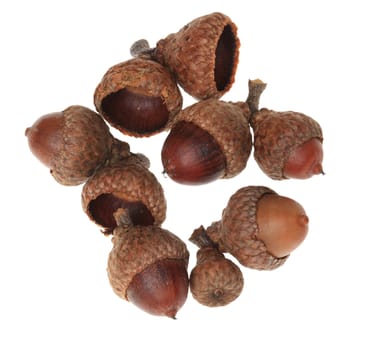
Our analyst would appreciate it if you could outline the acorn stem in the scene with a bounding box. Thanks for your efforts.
[246,79,267,114]
[189,226,216,248]
[130,39,156,58]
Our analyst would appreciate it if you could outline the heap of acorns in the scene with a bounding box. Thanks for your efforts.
[25,12,324,319]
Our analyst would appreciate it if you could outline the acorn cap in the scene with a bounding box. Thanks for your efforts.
[174,99,252,179]
[189,246,244,307]
[108,221,189,301]
[206,186,289,270]
[49,105,113,185]
[81,154,166,233]
[94,57,182,137]
[154,12,240,100]
[251,108,323,180]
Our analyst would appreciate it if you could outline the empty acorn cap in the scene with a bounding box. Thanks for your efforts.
[94,57,182,137]
[251,108,323,180]
[154,12,240,100]
[81,155,166,234]
[209,186,289,270]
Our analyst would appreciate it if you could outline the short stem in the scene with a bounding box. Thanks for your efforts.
[130,39,156,58]
[189,226,217,249]
[246,79,267,114]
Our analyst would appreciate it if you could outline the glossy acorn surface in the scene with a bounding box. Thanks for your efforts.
[94,57,182,137]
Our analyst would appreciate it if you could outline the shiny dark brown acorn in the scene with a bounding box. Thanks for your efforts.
[82,149,166,234]
[160,80,266,185]
[189,227,244,307]
[247,79,324,180]
[107,208,190,318]
[196,186,309,270]
[94,56,182,137]
[130,12,240,100]
[25,105,113,186]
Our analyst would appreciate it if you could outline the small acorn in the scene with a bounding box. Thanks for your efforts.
[189,227,244,307]
[160,80,263,185]
[107,208,190,318]
[247,80,324,180]
[25,105,113,186]
[94,56,182,137]
[131,12,240,100]
[82,150,166,234]
[198,186,309,270]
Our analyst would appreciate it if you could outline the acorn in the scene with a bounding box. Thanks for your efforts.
[94,56,182,137]
[25,105,113,186]
[107,208,190,318]
[81,150,166,234]
[131,12,240,100]
[197,186,309,270]
[247,79,324,180]
[160,80,263,185]
[189,227,244,307]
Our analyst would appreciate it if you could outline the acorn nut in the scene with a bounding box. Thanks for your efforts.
[25,105,113,186]
[131,12,240,100]
[94,57,182,137]
[189,227,244,307]
[107,209,190,318]
[160,80,264,185]
[247,80,324,180]
[198,186,309,270]
[82,152,166,234]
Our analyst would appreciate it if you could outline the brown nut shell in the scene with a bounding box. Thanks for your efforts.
[26,105,113,186]
[107,223,189,303]
[154,12,240,100]
[205,186,289,270]
[94,57,182,137]
[251,108,323,180]
[81,155,166,233]
[171,98,252,179]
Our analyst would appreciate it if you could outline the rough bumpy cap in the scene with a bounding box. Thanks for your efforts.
[108,223,189,300]
[251,108,323,180]
[154,12,240,100]
[207,186,289,270]
[94,57,182,137]
[174,99,252,179]
[51,105,113,185]
[189,246,244,307]
[81,155,166,232]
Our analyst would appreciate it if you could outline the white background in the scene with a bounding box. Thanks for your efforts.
[1,1,387,349]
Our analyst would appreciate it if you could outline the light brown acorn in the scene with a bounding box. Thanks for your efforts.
[131,12,240,100]
[107,208,190,318]
[197,186,309,271]
[81,148,166,234]
[189,227,244,307]
[94,56,182,137]
[160,79,266,185]
[247,79,324,180]
[25,105,113,186]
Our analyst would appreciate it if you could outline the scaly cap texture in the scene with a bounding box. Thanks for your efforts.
[154,12,240,100]
[108,224,189,300]
[175,99,252,179]
[207,186,289,270]
[81,155,166,229]
[251,108,323,180]
[94,57,182,136]
[52,105,113,185]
